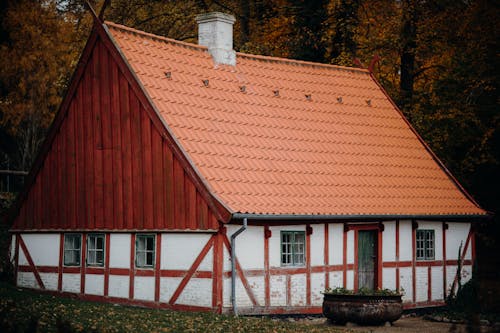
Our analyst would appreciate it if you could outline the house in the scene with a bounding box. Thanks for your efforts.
[8,11,488,315]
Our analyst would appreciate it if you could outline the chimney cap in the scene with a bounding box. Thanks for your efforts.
[196,12,236,24]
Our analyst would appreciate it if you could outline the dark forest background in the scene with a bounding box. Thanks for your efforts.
[0,0,498,308]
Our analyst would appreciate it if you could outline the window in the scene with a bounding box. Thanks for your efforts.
[136,234,155,268]
[64,234,81,266]
[416,229,435,260]
[281,231,305,266]
[87,234,105,267]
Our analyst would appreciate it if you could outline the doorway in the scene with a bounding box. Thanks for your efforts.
[357,230,378,290]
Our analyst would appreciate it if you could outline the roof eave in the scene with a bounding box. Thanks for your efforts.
[231,212,492,224]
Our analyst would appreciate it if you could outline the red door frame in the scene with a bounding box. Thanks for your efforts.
[347,223,383,291]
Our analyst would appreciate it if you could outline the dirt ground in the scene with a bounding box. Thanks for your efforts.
[297,316,497,333]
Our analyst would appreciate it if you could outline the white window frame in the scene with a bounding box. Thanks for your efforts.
[63,233,82,266]
[86,233,105,267]
[135,234,155,268]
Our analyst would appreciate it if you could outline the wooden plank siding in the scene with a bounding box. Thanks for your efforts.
[11,37,219,231]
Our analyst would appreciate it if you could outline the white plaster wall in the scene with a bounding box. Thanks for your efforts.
[446,223,471,260]
[246,276,265,306]
[415,267,428,302]
[85,274,104,296]
[399,221,413,261]
[161,233,212,270]
[446,265,457,295]
[40,273,58,291]
[431,266,444,301]
[269,225,306,267]
[329,271,343,288]
[290,274,306,306]
[159,277,182,303]
[177,278,213,307]
[17,271,37,288]
[109,234,131,268]
[134,276,155,301]
[346,270,354,290]
[223,242,231,272]
[399,267,413,302]
[383,268,396,290]
[20,234,60,266]
[311,272,325,306]
[382,221,396,262]
[231,276,252,307]
[108,275,129,298]
[270,275,287,306]
[227,225,264,270]
[310,224,324,266]
[417,221,443,260]
[62,273,80,293]
[346,230,354,264]
[223,277,232,307]
[329,224,343,265]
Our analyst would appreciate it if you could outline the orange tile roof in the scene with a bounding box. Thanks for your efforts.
[106,22,486,217]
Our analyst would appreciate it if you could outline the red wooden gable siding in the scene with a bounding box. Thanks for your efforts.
[12,36,219,231]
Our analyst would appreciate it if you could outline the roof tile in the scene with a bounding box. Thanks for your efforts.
[107,22,486,217]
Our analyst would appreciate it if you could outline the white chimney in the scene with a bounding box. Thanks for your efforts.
[195,12,236,66]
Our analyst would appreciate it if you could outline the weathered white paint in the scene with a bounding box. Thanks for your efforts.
[108,275,129,298]
[399,220,413,261]
[18,271,37,288]
[161,233,212,270]
[227,225,264,270]
[382,221,396,262]
[40,273,58,291]
[329,271,343,288]
[196,12,236,66]
[329,224,343,265]
[431,267,444,300]
[21,234,60,266]
[229,275,252,307]
[109,234,130,268]
[134,276,155,301]
[159,277,182,303]
[383,267,396,290]
[247,276,265,306]
[346,270,354,290]
[177,278,213,307]
[85,274,104,295]
[270,275,287,306]
[399,267,413,302]
[291,274,306,306]
[310,224,324,266]
[62,273,80,293]
[310,273,325,306]
[415,267,428,302]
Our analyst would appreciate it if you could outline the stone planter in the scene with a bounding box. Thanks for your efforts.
[322,293,403,325]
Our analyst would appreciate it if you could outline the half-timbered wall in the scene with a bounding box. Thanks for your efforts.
[12,220,473,314]
[11,36,219,231]
[222,220,474,314]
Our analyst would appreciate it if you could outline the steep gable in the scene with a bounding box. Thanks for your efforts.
[11,25,227,231]
[106,22,485,217]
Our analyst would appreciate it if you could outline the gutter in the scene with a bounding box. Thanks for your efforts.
[231,213,491,222]
[230,217,247,316]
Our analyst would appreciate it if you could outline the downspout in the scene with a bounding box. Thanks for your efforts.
[231,217,247,316]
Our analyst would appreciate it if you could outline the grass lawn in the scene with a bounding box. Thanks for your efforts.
[0,282,344,333]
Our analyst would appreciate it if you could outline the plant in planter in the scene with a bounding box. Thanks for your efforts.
[322,287,403,325]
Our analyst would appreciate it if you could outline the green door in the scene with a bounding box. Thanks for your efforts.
[357,230,377,290]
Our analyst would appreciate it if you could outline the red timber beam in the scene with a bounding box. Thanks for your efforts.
[222,235,259,307]
[169,235,215,305]
[324,223,329,289]
[412,220,417,304]
[342,223,347,288]
[154,233,162,302]
[395,220,400,292]
[212,226,224,313]
[18,235,45,289]
[264,225,271,307]
[81,233,87,294]
[305,224,312,305]
[442,222,448,298]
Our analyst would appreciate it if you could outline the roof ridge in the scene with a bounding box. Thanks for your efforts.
[104,20,370,74]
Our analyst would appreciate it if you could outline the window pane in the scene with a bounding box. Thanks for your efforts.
[97,236,104,250]
[96,250,104,264]
[147,237,154,251]
[137,237,146,251]
[147,252,154,266]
